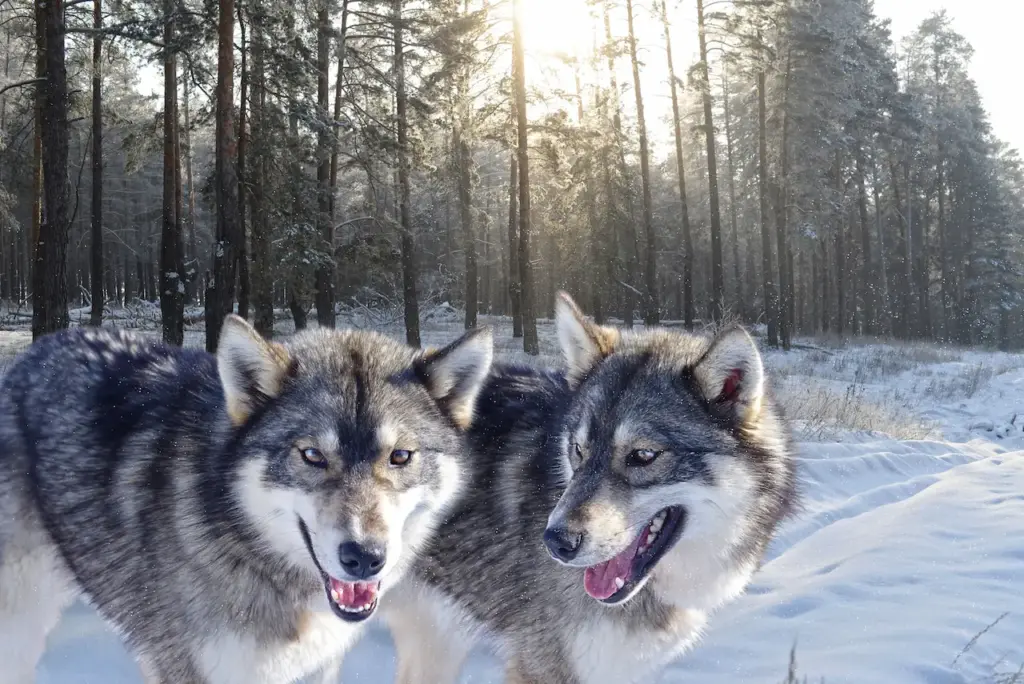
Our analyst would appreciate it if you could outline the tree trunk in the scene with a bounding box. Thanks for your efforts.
[775,47,792,349]
[182,74,198,304]
[834,150,845,337]
[160,0,184,345]
[513,0,537,354]
[625,0,658,325]
[33,0,71,339]
[89,0,103,326]
[394,0,420,346]
[236,3,250,321]
[660,0,692,328]
[855,147,873,335]
[328,0,350,220]
[250,10,273,337]
[314,0,335,328]
[722,65,742,321]
[757,69,777,347]
[507,150,522,337]
[456,4,476,330]
[575,67,603,323]
[696,0,724,320]
[603,1,639,327]
[872,154,891,336]
[209,0,240,352]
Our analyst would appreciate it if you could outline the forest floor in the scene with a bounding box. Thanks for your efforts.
[2,304,1023,683]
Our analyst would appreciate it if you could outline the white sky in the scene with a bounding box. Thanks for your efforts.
[878,0,1024,155]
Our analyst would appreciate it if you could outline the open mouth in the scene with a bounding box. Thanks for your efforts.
[323,575,380,622]
[297,518,381,623]
[583,506,686,605]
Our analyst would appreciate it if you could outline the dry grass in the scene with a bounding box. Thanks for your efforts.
[774,379,935,440]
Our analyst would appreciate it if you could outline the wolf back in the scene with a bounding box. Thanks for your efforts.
[0,318,491,683]
[384,294,798,684]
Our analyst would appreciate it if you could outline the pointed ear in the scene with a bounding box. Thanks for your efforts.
[692,326,765,425]
[555,291,620,386]
[416,326,494,430]
[217,314,293,425]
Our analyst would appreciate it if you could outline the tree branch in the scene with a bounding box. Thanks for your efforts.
[0,77,45,98]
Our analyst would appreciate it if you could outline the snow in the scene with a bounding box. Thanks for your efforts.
[2,313,1022,682]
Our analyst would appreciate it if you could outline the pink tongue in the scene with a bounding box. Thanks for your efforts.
[329,578,379,609]
[583,533,643,600]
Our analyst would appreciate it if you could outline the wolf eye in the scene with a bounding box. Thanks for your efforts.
[574,442,583,459]
[628,448,660,467]
[300,447,328,468]
[389,449,414,467]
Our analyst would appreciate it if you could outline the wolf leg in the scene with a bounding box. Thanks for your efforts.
[387,601,472,684]
[0,536,77,684]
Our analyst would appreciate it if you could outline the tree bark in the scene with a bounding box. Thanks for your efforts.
[160,0,184,345]
[209,0,240,352]
[513,0,537,354]
[659,0,692,328]
[329,0,350,221]
[776,47,792,348]
[855,147,873,335]
[507,149,522,337]
[626,0,658,324]
[722,65,742,321]
[236,2,250,320]
[696,0,724,320]
[833,150,845,337]
[182,73,198,304]
[250,8,273,337]
[757,68,777,347]
[33,0,71,339]
[394,0,420,346]
[314,0,335,327]
[89,0,103,326]
[456,2,476,330]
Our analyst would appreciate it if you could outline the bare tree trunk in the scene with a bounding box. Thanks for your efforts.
[393,0,419,346]
[160,0,184,345]
[182,74,198,303]
[250,10,273,337]
[208,0,240,351]
[776,47,792,348]
[697,0,724,320]
[329,0,350,220]
[314,0,335,328]
[625,0,658,324]
[660,0,693,328]
[507,149,522,337]
[456,1,476,330]
[236,3,250,320]
[89,0,103,326]
[513,0,537,354]
[855,147,873,335]
[833,150,845,337]
[574,67,603,323]
[721,66,742,320]
[33,0,71,339]
[872,154,891,335]
[757,69,777,347]
[603,1,639,327]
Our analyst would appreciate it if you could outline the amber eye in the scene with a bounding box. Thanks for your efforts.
[628,448,660,467]
[300,447,328,468]
[390,449,414,467]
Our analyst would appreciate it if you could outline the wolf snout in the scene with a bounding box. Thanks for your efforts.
[338,541,386,579]
[543,526,584,563]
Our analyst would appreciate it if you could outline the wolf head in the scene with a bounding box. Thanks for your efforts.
[216,315,492,623]
[544,294,795,610]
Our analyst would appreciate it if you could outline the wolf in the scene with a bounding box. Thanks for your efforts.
[0,314,492,683]
[383,293,798,684]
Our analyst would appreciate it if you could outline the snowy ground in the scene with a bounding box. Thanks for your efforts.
[2,306,1023,683]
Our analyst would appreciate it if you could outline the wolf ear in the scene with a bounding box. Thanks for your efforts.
[555,291,620,386]
[217,314,293,425]
[416,327,494,430]
[692,326,765,425]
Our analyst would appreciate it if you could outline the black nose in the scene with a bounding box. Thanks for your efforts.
[338,542,386,579]
[543,526,583,563]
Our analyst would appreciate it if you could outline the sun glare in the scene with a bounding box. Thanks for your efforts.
[516,0,596,58]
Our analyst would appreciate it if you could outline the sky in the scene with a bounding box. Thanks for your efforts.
[878,0,1024,154]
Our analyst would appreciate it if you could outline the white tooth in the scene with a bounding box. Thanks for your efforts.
[651,518,663,532]
[614,577,625,589]
[331,589,340,602]
[646,533,657,545]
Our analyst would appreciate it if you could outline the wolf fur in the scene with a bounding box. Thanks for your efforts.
[383,293,797,684]
[0,316,492,683]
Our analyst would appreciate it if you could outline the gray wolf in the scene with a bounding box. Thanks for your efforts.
[0,315,492,683]
[383,293,797,684]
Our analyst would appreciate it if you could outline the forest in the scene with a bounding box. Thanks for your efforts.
[1,0,1022,353]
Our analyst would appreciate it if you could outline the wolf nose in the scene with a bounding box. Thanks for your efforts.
[338,542,386,579]
[543,526,583,563]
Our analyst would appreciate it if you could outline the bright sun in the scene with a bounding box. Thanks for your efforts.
[515,0,596,58]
